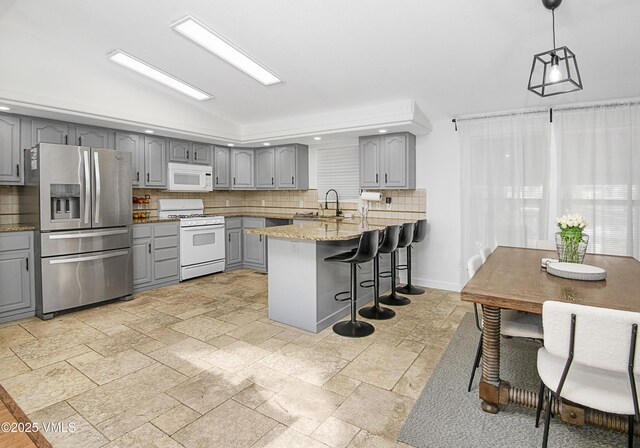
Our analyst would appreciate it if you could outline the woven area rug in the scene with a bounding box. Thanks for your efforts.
[397,313,630,447]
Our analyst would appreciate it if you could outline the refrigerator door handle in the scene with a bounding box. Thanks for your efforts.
[48,250,129,265]
[94,151,101,223]
[47,229,129,239]
[83,151,91,224]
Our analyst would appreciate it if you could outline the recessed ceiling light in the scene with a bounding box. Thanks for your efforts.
[227,143,235,147]
[0,106,11,111]
[263,142,271,146]
[144,129,154,134]
[171,16,283,86]
[378,129,388,133]
[313,137,322,141]
[108,50,212,101]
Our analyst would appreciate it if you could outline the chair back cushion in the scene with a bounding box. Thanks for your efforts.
[379,225,400,254]
[397,223,416,248]
[543,301,640,373]
[467,255,483,279]
[413,219,428,243]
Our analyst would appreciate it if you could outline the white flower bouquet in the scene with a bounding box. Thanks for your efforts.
[554,213,589,263]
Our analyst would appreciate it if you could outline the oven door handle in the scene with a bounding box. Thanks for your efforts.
[181,225,224,232]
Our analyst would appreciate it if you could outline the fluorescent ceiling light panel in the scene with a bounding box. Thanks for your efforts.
[108,50,212,101]
[172,17,283,86]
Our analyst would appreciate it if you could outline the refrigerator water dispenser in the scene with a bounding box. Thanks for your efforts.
[50,184,80,220]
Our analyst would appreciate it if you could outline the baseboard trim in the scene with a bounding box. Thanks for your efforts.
[398,275,462,293]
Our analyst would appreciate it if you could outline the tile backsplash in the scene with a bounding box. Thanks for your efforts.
[1,186,426,223]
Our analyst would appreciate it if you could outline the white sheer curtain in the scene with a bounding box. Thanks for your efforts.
[555,103,640,259]
[459,113,551,274]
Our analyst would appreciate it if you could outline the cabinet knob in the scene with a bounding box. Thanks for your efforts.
[16,164,20,177]
[385,173,388,183]
[136,171,140,182]
[271,177,274,185]
[147,173,150,182]
[65,135,68,145]
[376,173,378,183]
[186,150,189,159]
[79,136,82,146]
[291,176,294,184]
[148,243,151,253]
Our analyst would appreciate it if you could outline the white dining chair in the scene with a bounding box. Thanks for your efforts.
[535,301,640,447]
[466,253,544,392]
[479,246,492,263]
[535,240,557,251]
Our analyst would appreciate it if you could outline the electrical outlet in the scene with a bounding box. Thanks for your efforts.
[386,196,392,210]
[225,200,230,207]
[261,200,265,207]
[299,200,304,208]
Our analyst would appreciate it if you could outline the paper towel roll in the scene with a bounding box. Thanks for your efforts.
[360,192,382,202]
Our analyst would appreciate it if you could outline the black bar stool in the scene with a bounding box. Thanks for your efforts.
[324,229,380,337]
[379,222,415,307]
[397,219,427,295]
[358,225,400,320]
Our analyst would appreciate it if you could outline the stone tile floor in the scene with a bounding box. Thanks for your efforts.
[0,269,471,448]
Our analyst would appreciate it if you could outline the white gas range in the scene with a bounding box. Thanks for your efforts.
[157,199,225,281]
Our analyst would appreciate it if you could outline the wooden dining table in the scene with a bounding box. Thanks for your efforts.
[461,246,640,433]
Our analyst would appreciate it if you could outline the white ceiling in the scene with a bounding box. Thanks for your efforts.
[1,0,639,140]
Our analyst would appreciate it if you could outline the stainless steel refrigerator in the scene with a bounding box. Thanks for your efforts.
[22,143,133,319]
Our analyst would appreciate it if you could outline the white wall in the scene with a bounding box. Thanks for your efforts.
[411,119,464,292]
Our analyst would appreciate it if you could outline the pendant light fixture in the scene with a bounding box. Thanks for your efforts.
[528,0,583,97]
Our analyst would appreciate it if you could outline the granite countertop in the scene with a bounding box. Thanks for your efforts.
[243,217,420,241]
[219,211,338,221]
[132,217,180,225]
[0,224,36,233]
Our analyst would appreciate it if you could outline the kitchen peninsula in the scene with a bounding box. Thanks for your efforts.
[245,217,420,332]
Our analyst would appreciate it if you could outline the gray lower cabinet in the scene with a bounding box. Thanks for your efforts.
[255,148,275,188]
[144,136,168,188]
[0,115,22,184]
[214,147,231,189]
[0,232,35,323]
[225,218,243,270]
[133,222,179,292]
[275,144,309,189]
[243,218,266,270]
[359,132,416,189]
[75,125,114,148]
[231,149,255,189]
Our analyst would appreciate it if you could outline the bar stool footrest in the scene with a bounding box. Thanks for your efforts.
[379,270,392,279]
[359,279,375,288]
[334,291,351,302]
[396,264,408,271]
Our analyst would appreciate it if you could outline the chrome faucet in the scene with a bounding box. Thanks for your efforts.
[324,189,342,217]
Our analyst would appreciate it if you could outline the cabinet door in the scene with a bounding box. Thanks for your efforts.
[0,251,31,314]
[32,119,70,145]
[169,140,191,163]
[231,149,254,189]
[255,148,275,188]
[275,146,296,188]
[192,143,212,165]
[226,228,242,266]
[76,126,113,148]
[115,132,143,186]
[0,115,21,184]
[383,134,407,188]
[214,147,230,189]
[243,232,265,267]
[132,238,153,286]
[144,136,167,188]
[360,136,381,188]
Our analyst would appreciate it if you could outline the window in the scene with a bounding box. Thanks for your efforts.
[315,143,360,201]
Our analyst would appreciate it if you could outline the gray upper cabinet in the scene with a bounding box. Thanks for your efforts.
[115,132,143,186]
[255,148,275,188]
[231,148,254,189]
[32,119,72,145]
[75,125,114,148]
[0,115,22,184]
[192,143,212,165]
[359,132,416,190]
[275,144,309,190]
[144,136,167,188]
[169,140,191,163]
[214,147,230,189]
[360,136,381,188]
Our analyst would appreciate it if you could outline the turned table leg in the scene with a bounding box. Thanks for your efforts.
[479,305,510,413]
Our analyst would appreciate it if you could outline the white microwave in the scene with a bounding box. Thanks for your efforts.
[167,163,213,192]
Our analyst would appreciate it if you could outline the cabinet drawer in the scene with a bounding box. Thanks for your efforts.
[155,259,178,280]
[0,233,31,252]
[243,217,265,229]
[133,226,152,239]
[226,217,242,229]
[154,224,178,237]
[154,235,178,250]
[155,247,178,262]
